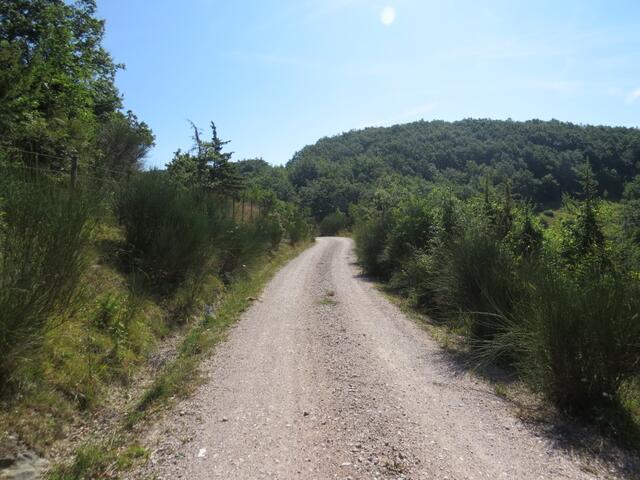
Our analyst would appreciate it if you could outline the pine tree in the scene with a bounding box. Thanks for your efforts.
[167,122,244,195]
[575,162,604,258]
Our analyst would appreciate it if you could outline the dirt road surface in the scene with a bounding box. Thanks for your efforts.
[139,237,629,479]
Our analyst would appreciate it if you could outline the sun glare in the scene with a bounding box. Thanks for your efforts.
[380,6,396,26]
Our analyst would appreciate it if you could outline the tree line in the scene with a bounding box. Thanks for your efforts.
[281,118,640,222]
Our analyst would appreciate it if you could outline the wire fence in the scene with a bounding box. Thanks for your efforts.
[0,146,262,223]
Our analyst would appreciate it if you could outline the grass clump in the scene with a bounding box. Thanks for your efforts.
[0,176,92,388]
[49,439,148,480]
[505,267,640,415]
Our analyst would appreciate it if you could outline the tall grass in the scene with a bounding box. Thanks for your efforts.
[430,225,523,341]
[505,266,640,414]
[0,176,92,387]
[116,172,212,292]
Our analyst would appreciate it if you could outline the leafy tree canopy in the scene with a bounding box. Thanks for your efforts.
[0,0,123,164]
[286,119,640,219]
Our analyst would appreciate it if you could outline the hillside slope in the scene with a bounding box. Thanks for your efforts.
[286,119,640,218]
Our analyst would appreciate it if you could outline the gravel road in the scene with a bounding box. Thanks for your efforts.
[139,237,630,479]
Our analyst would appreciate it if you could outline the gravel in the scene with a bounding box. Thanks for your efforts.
[134,237,635,479]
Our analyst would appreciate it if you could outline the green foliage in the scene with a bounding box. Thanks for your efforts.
[49,440,148,479]
[237,158,295,202]
[288,119,640,221]
[0,175,92,387]
[352,174,640,433]
[282,203,311,245]
[431,223,522,341]
[383,197,435,272]
[95,110,155,176]
[506,205,544,259]
[166,122,244,195]
[0,0,123,167]
[116,171,212,290]
[559,164,606,265]
[354,214,391,277]
[504,267,640,415]
[622,175,640,245]
[319,210,349,236]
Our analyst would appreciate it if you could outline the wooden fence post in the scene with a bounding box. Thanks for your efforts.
[70,154,78,190]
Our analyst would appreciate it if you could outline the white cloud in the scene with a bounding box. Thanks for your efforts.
[625,87,640,104]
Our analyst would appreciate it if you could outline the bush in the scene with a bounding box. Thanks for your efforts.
[396,250,438,310]
[430,224,523,341]
[212,221,269,280]
[319,210,349,236]
[283,206,311,245]
[256,211,284,250]
[354,213,392,277]
[352,179,640,437]
[0,177,92,387]
[116,172,211,291]
[382,198,435,272]
[506,267,640,415]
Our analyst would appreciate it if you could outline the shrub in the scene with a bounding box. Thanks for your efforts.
[396,250,438,310]
[382,198,435,272]
[214,221,270,280]
[283,206,311,245]
[506,206,544,259]
[507,266,640,415]
[0,177,92,387]
[354,213,392,277]
[116,172,211,291]
[256,211,284,250]
[319,210,349,236]
[430,224,523,341]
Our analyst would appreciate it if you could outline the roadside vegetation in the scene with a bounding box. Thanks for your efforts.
[278,114,640,450]
[0,0,312,474]
[2,0,640,474]
[351,168,640,449]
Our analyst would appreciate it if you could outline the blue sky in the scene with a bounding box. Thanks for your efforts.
[98,0,640,168]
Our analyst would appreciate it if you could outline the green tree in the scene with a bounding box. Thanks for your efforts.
[0,0,122,168]
[622,175,640,244]
[560,163,606,265]
[96,110,154,176]
[167,122,244,196]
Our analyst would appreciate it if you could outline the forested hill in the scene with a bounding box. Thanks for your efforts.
[286,119,640,218]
